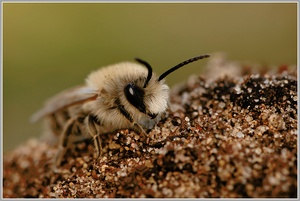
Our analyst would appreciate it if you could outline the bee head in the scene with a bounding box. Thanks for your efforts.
[124,54,210,119]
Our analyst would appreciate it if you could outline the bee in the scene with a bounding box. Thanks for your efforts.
[31,54,210,168]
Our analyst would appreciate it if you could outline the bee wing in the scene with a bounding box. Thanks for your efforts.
[30,85,98,122]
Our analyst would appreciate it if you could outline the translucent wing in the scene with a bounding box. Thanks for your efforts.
[30,85,98,122]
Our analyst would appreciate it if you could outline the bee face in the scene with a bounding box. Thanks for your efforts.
[122,55,213,120]
[124,75,169,119]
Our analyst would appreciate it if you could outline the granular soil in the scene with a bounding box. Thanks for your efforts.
[3,54,297,198]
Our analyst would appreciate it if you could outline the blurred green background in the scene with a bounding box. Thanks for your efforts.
[3,3,297,152]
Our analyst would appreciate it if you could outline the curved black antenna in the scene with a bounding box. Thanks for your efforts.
[135,58,153,88]
[158,54,210,81]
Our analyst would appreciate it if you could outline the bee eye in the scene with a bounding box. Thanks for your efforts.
[124,83,146,114]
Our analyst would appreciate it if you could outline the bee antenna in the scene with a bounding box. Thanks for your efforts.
[158,54,210,81]
[135,58,153,88]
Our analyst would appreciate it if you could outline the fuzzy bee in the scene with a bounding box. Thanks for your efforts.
[31,54,210,168]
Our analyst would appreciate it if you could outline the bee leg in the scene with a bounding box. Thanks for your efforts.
[53,117,77,171]
[87,115,102,160]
